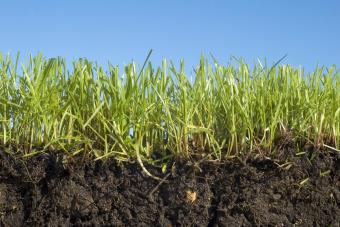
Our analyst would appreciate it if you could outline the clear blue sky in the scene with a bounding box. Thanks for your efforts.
[1,0,340,72]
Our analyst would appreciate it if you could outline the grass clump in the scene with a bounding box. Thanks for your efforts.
[0,53,339,164]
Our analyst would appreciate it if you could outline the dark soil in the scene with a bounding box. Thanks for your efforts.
[0,145,339,226]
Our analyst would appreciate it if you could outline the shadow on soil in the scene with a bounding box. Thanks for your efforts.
[0,146,339,226]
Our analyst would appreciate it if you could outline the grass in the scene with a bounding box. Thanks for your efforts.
[0,52,339,167]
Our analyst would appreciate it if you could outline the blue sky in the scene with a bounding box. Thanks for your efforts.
[1,0,340,72]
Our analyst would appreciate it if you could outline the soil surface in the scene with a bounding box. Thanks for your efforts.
[0,145,339,226]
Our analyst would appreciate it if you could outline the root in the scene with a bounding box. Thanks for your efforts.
[136,147,162,181]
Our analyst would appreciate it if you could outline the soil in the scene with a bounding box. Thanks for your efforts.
[0,145,339,226]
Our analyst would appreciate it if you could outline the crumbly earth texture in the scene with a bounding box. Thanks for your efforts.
[0,145,339,226]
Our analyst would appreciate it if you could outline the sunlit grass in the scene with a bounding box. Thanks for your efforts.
[0,53,339,164]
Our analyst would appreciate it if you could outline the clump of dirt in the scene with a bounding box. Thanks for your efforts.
[0,146,339,226]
